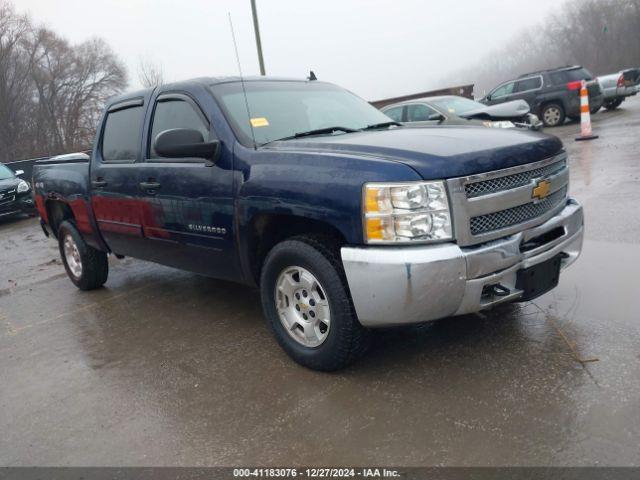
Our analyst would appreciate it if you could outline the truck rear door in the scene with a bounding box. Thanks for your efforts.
[90,99,149,258]
[135,91,238,280]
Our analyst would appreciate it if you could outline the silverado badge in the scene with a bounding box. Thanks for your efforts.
[532,179,551,200]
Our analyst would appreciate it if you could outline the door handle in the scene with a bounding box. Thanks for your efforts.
[139,181,161,193]
[92,179,107,188]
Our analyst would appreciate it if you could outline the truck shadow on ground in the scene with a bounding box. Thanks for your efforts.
[25,266,595,466]
[65,263,580,384]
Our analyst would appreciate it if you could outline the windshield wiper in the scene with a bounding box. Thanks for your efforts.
[262,126,358,146]
[292,126,359,138]
[361,121,402,131]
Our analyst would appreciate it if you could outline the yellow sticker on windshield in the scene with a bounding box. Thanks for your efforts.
[250,117,269,127]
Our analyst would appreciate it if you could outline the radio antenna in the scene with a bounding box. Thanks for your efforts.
[228,13,258,150]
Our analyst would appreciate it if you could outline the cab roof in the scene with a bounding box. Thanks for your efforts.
[106,76,314,107]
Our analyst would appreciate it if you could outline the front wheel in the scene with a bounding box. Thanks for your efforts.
[260,236,370,371]
[541,103,565,127]
[58,220,109,290]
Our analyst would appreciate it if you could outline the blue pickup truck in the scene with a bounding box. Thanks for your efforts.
[33,76,584,370]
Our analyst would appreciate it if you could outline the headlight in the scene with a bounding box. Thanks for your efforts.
[17,180,30,193]
[483,120,515,129]
[363,181,453,243]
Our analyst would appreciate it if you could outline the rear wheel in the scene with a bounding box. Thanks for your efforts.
[260,235,370,371]
[604,98,623,110]
[541,103,565,127]
[58,220,108,290]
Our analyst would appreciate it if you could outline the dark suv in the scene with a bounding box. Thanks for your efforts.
[480,66,604,127]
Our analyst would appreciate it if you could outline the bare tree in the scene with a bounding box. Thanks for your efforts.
[0,0,127,162]
[137,56,164,88]
[442,0,640,96]
[28,31,127,153]
[0,1,33,161]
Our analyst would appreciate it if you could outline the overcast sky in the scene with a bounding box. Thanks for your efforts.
[17,0,568,100]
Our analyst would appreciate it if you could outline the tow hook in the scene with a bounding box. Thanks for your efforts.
[483,283,511,297]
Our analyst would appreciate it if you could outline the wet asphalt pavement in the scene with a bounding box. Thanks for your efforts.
[1,98,640,467]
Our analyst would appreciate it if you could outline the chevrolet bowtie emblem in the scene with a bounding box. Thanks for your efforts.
[532,179,551,200]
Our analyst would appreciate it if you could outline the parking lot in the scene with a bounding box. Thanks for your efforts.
[1,98,640,466]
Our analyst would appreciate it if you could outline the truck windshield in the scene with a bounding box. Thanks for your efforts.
[211,81,392,146]
[0,164,16,180]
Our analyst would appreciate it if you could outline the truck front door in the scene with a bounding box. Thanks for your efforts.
[135,92,238,280]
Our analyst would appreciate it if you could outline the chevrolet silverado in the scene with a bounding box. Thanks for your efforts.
[33,76,584,370]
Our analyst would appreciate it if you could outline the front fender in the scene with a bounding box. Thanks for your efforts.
[233,145,421,281]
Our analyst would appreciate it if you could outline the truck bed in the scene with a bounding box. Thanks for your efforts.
[33,153,104,249]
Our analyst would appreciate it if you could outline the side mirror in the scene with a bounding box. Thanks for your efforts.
[154,128,218,160]
[15,170,24,176]
[428,113,446,122]
[485,94,492,102]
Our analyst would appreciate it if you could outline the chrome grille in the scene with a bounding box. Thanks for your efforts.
[446,153,570,246]
[465,159,566,198]
[470,187,567,235]
[0,190,16,206]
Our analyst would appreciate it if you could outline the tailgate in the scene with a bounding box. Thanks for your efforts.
[623,69,640,86]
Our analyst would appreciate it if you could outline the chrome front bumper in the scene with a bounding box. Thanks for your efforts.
[341,199,583,327]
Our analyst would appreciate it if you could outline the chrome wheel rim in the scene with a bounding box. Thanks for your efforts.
[63,234,82,278]
[275,266,331,348]
[544,107,561,126]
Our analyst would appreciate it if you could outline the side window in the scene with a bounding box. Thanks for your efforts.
[149,98,209,159]
[515,77,542,92]
[102,106,144,162]
[406,104,439,122]
[491,82,515,98]
[548,72,566,85]
[384,106,404,122]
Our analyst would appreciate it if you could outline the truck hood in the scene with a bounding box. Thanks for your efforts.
[265,126,563,180]
[458,99,531,119]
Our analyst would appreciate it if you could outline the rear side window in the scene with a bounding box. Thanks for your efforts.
[384,106,404,122]
[565,68,593,82]
[406,104,438,122]
[515,77,542,92]
[549,68,593,85]
[149,99,209,158]
[102,106,144,162]
[548,72,566,85]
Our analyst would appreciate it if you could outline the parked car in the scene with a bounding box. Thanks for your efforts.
[0,163,35,219]
[481,66,604,127]
[33,76,584,371]
[597,68,640,110]
[381,95,542,130]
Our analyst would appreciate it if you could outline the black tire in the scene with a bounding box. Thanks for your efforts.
[260,235,370,371]
[604,98,623,110]
[58,220,109,291]
[541,103,565,127]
